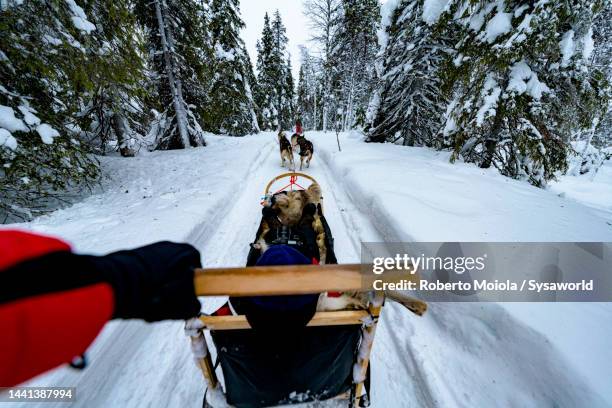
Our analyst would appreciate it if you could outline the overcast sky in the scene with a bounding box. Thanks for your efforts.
[240,1,309,80]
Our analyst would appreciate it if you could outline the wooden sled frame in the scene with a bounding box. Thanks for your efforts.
[188,173,425,406]
[262,171,326,216]
[264,172,318,196]
[190,264,425,407]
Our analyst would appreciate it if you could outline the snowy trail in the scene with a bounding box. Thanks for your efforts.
[12,133,610,408]
[310,140,438,407]
[17,136,281,408]
[308,132,610,408]
[16,133,390,408]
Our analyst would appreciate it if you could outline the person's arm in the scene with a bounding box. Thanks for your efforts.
[0,230,201,386]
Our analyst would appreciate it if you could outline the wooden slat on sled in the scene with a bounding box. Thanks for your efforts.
[190,264,426,408]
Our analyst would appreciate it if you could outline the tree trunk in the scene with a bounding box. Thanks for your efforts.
[480,113,503,169]
[322,74,329,133]
[155,0,190,148]
[344,63,356,131]
[313,90,318,130]
[111,113,135,157]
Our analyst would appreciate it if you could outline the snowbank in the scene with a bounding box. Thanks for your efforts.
[310,131,612,406]
[8,134,271,254]
[550,155,612,214]
[6,131,611,407]
[6,133,277,408]
[310,132,612,242]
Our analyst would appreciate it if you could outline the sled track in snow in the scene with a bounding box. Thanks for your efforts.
[184,137,438,408]
[16,136,612,408]
[185,139,275,255]
[20,136,438,408]
[315,147,439,408]
[18,140,279,408]
[189,137,441,408]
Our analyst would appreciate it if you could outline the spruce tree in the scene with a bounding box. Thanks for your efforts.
[304,0,343,132]
[591,0,612,149]
[296,65,310,128]
[281,56,295,129]
[334,0,380,130]
[254,13,277,130]
[368,0,610,187]
[446,0,608,186]
[367,0,449,145]
[79,0,148,157]
[243,52,261,134]
[135,0,207,149]
[296,46,320,130]
[254,10,294,131]
[0,0,145,221]
[203,0,259,136]
[270,10,292,130]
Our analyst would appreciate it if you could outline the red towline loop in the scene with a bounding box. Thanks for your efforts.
[273,174,307,195]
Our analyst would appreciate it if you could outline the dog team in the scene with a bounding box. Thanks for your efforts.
[278,119,314,171]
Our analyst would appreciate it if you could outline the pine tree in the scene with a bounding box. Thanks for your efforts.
[333,0,380,130]
[254,10,294,131]
[254,13,277,130]
[135,0,207,149]
[203,0,259,136]
[0,0,146,221]
[304,0,343,132]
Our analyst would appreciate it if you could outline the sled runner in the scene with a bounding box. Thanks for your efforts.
[187,173,426,408]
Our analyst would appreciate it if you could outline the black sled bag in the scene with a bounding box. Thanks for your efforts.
[210,198,356,407]
[211,325,360,408]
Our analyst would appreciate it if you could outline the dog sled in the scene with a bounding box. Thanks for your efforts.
[187,173,427,408]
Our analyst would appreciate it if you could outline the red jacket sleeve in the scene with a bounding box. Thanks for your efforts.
[0,230,114,386]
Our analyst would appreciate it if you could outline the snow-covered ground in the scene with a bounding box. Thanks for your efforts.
[6,131,612,407]
[550,156,612,215]
[310,131,612,407]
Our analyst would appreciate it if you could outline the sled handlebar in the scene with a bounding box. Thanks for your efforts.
[193,264,418,297]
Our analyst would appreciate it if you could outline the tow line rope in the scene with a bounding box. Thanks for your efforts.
[261,175,308,205]
[273,174,306,194]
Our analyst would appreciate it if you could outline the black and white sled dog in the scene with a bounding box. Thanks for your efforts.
[292,134,314,170]
[278,131,295,170]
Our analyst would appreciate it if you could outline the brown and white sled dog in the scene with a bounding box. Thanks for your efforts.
[253,182,327,264]
[294,134,314,170]
[278,131,294,170]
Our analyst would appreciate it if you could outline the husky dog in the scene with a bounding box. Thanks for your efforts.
[291,133,299,149]
[295,134,314,170]
[253,182,328,264]
[278,131,294,169]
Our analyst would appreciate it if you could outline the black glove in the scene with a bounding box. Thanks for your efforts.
[0,241,201,322]
[87,242,202,322]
